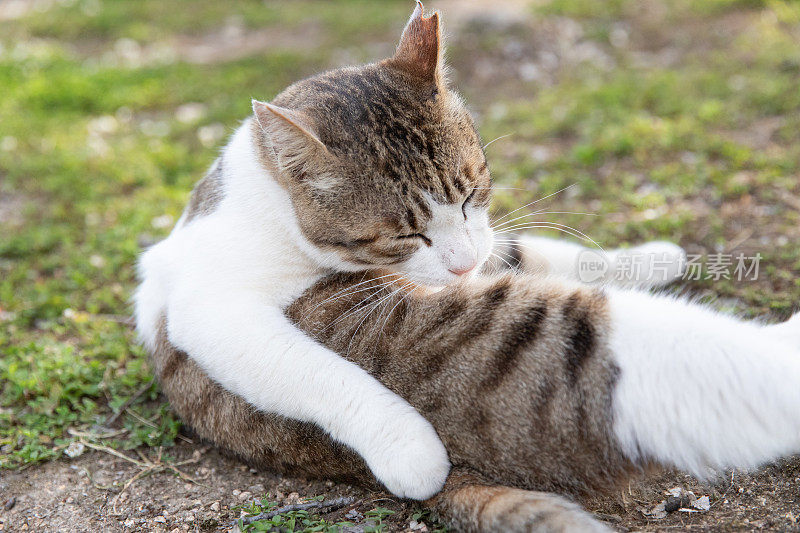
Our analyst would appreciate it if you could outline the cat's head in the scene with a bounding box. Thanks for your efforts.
[252,2,493,287]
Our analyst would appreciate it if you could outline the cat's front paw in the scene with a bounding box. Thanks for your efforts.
[364,413,450,500]
[609,241,686,289]
[767,312,800,346]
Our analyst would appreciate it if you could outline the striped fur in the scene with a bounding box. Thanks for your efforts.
[183,158,224,224]
[151,269,633,531]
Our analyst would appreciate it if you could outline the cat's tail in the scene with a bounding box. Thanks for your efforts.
[608,289,800,478]
[427,469,613,533]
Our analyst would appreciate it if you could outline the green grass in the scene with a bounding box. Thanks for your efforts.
[234,497,441,532]
[0,0,407,471]
[236,496,357,532]
[1,0,798,511]
[470,0,800,314]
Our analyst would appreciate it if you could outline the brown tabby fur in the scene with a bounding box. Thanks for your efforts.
[249,8,489,267]
[184,158,224,223]
[152,270,640,531]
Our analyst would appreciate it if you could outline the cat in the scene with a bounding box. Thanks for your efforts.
[136,3,800,531]
[149,268,800,532]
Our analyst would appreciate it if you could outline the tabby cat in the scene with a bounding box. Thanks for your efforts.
[136,3,800,531]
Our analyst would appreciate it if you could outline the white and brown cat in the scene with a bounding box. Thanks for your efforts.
[135,3,800,531]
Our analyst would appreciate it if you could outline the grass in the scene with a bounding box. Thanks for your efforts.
[236,497,356,532]
[0,0,798,527]
[0,0,409,471]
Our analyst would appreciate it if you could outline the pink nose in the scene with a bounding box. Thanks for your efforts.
[448,262,477,276]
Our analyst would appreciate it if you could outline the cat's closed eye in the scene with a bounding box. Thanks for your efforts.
[461,189,476,219]
[397,233,432,246]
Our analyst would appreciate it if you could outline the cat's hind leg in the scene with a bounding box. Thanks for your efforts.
[427,469,612,533]
[491,234,685,289]
[608,289,800,478]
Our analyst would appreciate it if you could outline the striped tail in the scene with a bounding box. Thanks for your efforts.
[427,470,612,533]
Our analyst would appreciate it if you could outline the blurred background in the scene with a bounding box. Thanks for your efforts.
[1,0,799,530]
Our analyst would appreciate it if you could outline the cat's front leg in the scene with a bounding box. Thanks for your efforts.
[491,234,686,289]
[766,311,800,345]
[163,288,450,500]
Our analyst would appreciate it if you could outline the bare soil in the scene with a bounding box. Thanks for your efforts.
[2,441,800,532]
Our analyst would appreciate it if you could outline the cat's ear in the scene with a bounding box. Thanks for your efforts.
[252,100,328,154]
[252,100,339,189]
[386,1,443,84]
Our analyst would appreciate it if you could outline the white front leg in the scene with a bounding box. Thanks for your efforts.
[496,234,686,288]
[166,288,450,500]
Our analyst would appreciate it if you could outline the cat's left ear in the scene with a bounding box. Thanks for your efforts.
[252,100,327,153]
[386,1,443,85]
[252,100,340,189]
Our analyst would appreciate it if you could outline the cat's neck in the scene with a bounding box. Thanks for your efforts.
[218,118,352,274]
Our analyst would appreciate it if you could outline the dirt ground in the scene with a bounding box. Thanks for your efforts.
[2,440,800,532]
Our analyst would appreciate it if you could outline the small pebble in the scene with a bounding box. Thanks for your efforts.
[665,496,684,513]
[210,502,220,512]
[3,497,15,511]
[692,495,711,511]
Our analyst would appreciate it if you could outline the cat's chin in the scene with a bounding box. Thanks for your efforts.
[395,264,486,289]
[397,273,465,290]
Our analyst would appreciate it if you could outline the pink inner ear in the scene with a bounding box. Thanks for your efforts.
[389,1,442,82]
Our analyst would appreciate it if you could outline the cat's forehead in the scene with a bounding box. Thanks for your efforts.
[278,65,488,199]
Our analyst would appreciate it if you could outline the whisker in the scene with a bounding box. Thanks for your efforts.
[345,284,405,355]
[493,247,520,265]
[377,280,418,339]
[492,210,598,231]
[299,273,400,321]
[494,222,604,251]
[473,186,526,190]
[490,183,577,226]
[303,272,395,311]
[319,282,394,333]
[490,251,517,271]
[482,133,512,151]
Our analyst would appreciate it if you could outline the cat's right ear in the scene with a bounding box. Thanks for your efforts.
[386,1,443,85]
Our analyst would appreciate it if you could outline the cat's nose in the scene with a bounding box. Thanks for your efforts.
[448,260,477,276]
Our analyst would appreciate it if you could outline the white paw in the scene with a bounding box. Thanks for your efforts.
[363,412,450,500]
[610,241,686,289]
[767,312,800,346]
